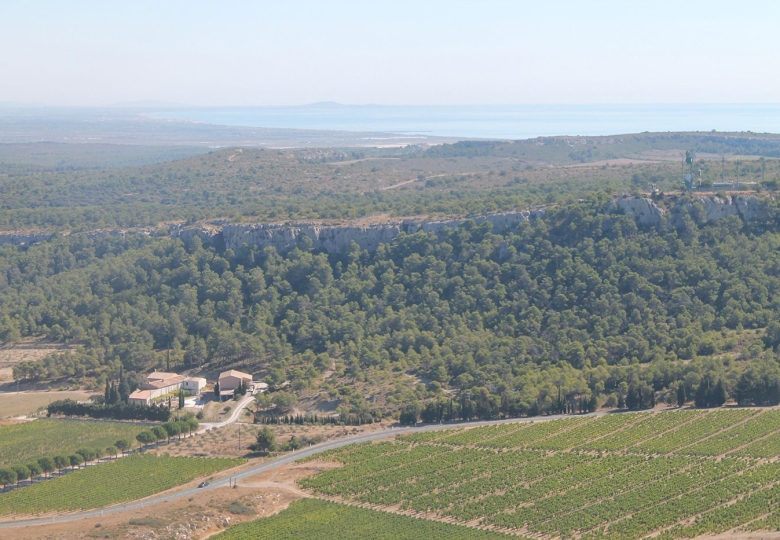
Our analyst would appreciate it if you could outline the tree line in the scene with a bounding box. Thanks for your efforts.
[47,399,171,422]
[0,442,132,491]
[134,417,199,448]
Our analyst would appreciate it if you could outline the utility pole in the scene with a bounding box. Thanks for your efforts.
[237,421,241,451]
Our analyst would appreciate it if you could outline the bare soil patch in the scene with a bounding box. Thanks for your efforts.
[0,482,301,540]
[701,533,780,540]
[0,339,77,391]
[242,460,342,487]
[0,344,61,369]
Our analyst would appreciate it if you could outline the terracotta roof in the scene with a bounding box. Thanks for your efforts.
[146,374,186,389]
[218,369,252,380]
[129,389,154,400]
[147,371,178,381]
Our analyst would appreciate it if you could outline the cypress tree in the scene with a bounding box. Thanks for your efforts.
[109,382,119,405]
[713,379,728,407]
[119,379,130,404]
[677,384,687,407]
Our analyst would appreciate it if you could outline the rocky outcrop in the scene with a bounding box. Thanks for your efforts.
[0,227,160,247]
[170,224,222,246]
[607,198,666,227]
[0,196,772,252]
[729,196,770,221]
[609,195,772,228]
[187,210,546,254]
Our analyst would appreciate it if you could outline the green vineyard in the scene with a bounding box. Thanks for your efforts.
[0,419,146,467]
[213,498,517,539]
[0,454,244,515]
[299,409,780,539]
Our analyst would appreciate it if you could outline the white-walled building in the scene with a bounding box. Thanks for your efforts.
[128,372,207,406]
[182,377,207,394]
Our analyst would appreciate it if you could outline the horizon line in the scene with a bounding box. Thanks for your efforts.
[4,101,780,109]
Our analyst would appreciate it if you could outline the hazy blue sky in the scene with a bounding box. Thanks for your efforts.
[1,0,778,106]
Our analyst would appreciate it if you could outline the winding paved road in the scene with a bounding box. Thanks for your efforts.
[0,410,611,530]
[199,393,256,431]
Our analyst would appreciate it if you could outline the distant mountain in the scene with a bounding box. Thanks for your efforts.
[298,101,348,108]
[111,100,187,108]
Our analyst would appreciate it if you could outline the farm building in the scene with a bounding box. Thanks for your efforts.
[128,372,208,406]
[182,377,207,394]
[217,369,252,400]
[218,369,252,391]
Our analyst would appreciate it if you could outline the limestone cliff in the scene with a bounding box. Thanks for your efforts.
[172,210,545,254]
[608,195,772,228]
[606,198,666,227]
[0,196,773,252]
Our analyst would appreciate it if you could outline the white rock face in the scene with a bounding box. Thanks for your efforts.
[732,195,770,221]
[611,195,771,228]
[607,198,666,227]
[179,210,544,254]
[172,225,222,245]
[0,198,770,251]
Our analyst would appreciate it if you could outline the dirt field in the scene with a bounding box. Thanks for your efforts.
[0,339,70,367]
[0,339,75,390]
[0,391,94,418]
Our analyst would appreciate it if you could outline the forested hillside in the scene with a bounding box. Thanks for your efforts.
[5,194,780,418]
[2,134,779,232]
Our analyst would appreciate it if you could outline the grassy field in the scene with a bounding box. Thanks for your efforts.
[0,392,92,418]
[213,498,516,539]
[299,409,780,539]
[0,419,147,467]
[0,454,244,515]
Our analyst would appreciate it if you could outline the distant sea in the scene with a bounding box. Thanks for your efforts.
[146,104,780,140]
